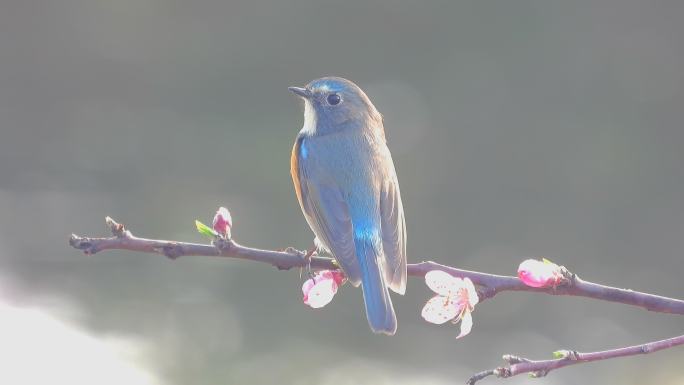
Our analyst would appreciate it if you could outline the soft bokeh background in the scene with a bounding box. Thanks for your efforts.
[1,0,683,384]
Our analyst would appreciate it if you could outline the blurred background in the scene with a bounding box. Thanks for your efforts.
[1,0,683,384]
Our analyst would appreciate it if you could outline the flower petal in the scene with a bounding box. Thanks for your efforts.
[425,270,463,296]
[421,295,459,324]
[317,271,333,281]
[304,278,338,308]
[456,311,474,339]
[302,278,316,303]
[329,271,345,286]
[463,277,479,306]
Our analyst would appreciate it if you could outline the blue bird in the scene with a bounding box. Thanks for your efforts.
[289,77,407,335]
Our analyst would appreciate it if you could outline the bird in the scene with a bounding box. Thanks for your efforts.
[289,77,407,335]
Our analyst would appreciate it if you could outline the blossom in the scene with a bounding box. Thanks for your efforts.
[517,258,563,288]
[212,207,232,238]
[302,270,345,308]
[421,270,479,339]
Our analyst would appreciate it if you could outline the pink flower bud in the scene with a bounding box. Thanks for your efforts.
[518,259,563,288]
[302,270,345,308]
[212,207,232,237]
[319,270,345,286]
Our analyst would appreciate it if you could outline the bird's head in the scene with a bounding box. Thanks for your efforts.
[289,77,382,135]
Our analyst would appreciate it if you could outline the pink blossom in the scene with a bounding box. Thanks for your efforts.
[212,207,232,238]
[518,258,563,288]
[302,270,345,309]
[421,270,479,339]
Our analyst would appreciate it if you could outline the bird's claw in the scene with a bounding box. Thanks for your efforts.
[279,246,303,256]
[304,245,318,279]
[298,244,318,280]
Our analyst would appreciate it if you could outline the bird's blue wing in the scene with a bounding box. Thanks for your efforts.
[303,180,362,286]
[291,139,361,285]
[380,173,407,295]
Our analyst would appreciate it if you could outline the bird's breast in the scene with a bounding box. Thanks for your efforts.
[299,132,381,193]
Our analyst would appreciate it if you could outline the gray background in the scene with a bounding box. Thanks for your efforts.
[0,0,682,384]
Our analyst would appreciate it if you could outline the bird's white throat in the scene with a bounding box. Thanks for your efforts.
[300,100,317,135]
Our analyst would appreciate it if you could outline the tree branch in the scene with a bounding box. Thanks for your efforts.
[69,216,684,314]
[69,216,684,383]
[467,334,684,384]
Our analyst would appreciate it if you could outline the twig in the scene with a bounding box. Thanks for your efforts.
[466,334,684,384]
[69,217,684,314]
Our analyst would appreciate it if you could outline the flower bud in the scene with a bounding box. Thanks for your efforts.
[212,207,232,237]
[518,259,562,288]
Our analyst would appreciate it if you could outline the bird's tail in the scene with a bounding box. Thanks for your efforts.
[356,237,397,335]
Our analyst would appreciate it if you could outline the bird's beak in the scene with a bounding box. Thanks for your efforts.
[288,86,312,99]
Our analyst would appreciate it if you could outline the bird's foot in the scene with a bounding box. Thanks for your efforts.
[279,246,303,255]
[300,244,318,280]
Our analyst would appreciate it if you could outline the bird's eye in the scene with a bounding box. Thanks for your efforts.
[326,93,341,105]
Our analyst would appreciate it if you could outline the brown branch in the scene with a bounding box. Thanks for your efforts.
[69,216,684,383]
[69,217,684,314]
[467,334,684,384]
